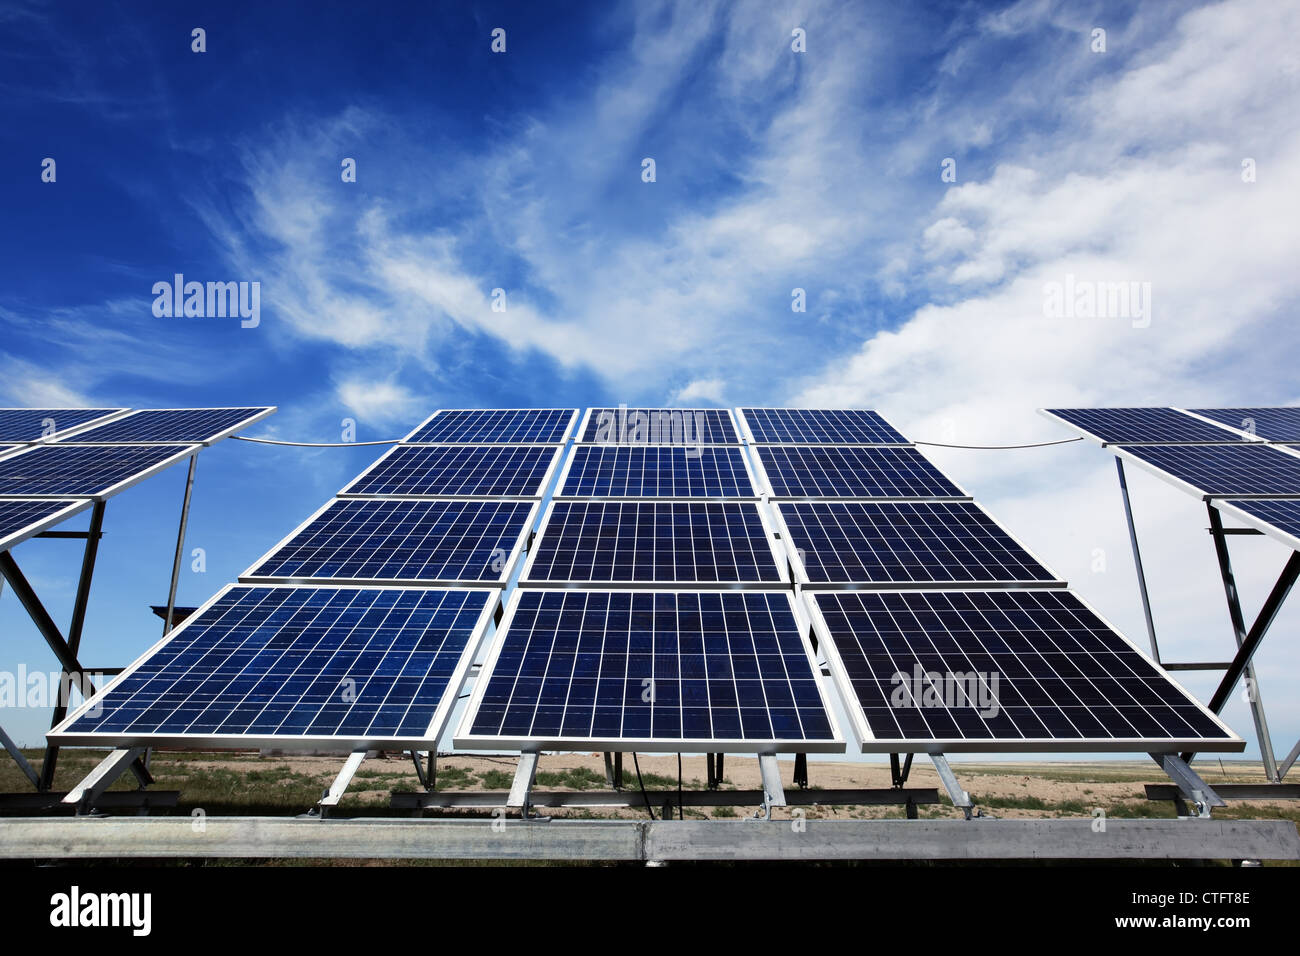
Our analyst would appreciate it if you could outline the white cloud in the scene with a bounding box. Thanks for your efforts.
[670,378,726,403]
[335,378,424,427]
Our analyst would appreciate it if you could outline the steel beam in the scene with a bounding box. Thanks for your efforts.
[758,754,786,814]
[506,752,539,810]
[1116,458,1161,661]
[0,725,40,789]
[318,749,367,817]
[1150,752,1225,817]
[2,817,1296,861]
[930,755,973,819]
[390,787,942,810]
[1145,782,1300,803]
[62,747,146,814]
[162,454,198,636]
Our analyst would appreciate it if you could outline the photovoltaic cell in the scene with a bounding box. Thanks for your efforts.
[558,446,756,498]
[1215,498,1300,551]
[0,444,197,498]
[51,586,494,747]
[740,408,908,445]
[0,499,89,552]
[341,445,560,498]
[524,501,782,585]
[244,498,535,584]
[1042,408,1239,445]
[57,407,272,444]
[755,445,964,499]
[1189,407,1300,443]
[0,408,124,442]
[1118,444,1300,498]
[778,501,1058,586]
[456,590,840,751]
[810,590,1240,751]
[405,409,576,444]
[580,408,738,444]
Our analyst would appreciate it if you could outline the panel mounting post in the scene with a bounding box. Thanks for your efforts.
[318,749,368,818]
[1115,457,1161,661]
[758,754,786,819]
[507,752,541,817]
[930,754,973,819]
[62,747,147,815]
[1150,752,1225,818]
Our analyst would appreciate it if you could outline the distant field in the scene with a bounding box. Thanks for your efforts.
[5,749,1298,828]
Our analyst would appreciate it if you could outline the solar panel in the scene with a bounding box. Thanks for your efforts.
[0,499,91,552]
[56,407,274,444]
[1214,498,1300,551]
[49,585,497,749]
[739,408,909,445]
[0,444,199,499]
[1188,407,1300,443]
[521,501,784,586]
[776,501,1060,587]
[579,408,739,444]
[242,498,537,586]
[1040,407,1240,445]
[808,590,1242,752]
[0,408,125,442]
[1116,443,1300,499]
[404,409,577,444]
[454,589,843,752]
[557,446,757,498]
[341,445,562,498]
[754,445,966,500]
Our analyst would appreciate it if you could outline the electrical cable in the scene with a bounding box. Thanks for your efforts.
[631,752,655,821]
[911,437,1084,449]
[231,435,401,447]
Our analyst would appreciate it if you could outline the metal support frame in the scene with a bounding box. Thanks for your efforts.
[706,752,725,790]
[318,749,368,818]
[392,786,942,812]
[0,724,40,789]
[62,747,146,815]
[1150,752,1225,818]
[930,754,973,820]
[793,752,808,789]
[162,453,198,636]
[1115,458,1161,661]
[756,754,786,819]
[507,752,541,817]
[410,750,436,792]
[603,751,624,789]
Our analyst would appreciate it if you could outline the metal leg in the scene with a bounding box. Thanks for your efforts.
[758,754,786,819]
[63,747,146,815]
[1198,507,1295,779]
[1150,752,1225,818]
[507,753,541,817]
[930,754,973,820]
[318,749,368,818]
[1116,458,1161,661]
[0,724,40,789]
[163,454,198,636]
[1277,739,1300,781]
[793,752,808,789]
[604,752,615,788]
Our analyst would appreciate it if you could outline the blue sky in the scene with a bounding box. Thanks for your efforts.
[2,0,1298,763]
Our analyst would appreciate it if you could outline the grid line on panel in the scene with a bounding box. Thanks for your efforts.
[756,445,964,499]
[1044,408,1241,445]
[464,590,836,745]
[741,408,908,445]
[526,501,781,584]
[814,590,1234,747]
[779,501,1057,585]
[0,444,193,497]
[343,445,558,497]
[0,408,124,442]
[57,407,271,444]
[1121,443,1300,497]
[581,408,738,444]
[406,409,576,444]
[559,445,755,498]
[1188,407,1300,443]
[59,586,492,741]
[247,499,534,583]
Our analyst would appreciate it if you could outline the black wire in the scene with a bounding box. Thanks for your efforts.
[912,436,1084,449]
[677,753,684,820]
[631,752,655,821]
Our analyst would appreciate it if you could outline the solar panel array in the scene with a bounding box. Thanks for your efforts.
[55,407,273,444]
[0,498,90,553]
[0,408,125,442]
[0,444,200,499]
[1041,406,1300,563]
[53,405,1244,760]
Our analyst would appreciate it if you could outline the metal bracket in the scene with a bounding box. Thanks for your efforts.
[507,752,543,818]
[62,747,147,814]
[890,752,914,788]
[410,750,437,792]
[318,749,368,818]
[1150,752,1225,817]
[930,754,974,820]
[757,754,786,820]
